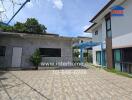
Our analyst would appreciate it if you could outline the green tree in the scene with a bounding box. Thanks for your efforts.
[25,18,47,34]
[30,49,42,70]
[0,18,47,34]
[0,24,13,32]
[14,22,26,33]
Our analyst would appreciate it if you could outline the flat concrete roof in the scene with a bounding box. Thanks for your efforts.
[0,32,73,40]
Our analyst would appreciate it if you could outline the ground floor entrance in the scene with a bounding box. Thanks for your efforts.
[11,47,22,68]
[95,47,132,74]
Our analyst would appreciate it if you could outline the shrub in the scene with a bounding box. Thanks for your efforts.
[30,49,42,70]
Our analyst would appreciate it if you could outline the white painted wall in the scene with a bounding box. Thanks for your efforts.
[92,0,132,66]
[101,19,106,42]
[92,19,107,65]
[113,32,132,49]
[92,25,103,43]
[111,0,132,38]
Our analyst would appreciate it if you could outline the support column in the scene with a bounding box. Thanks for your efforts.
[105,13,113,69]
[87,49,89,62]
[80,48,83,63]
[100,42,103,67]
[106,38,113,69]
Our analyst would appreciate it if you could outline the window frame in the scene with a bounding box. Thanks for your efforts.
[95,30,98,35]
[0,46,6,57]
[105,13,112,38]
[39,48,61,57]
[96,51,101,65]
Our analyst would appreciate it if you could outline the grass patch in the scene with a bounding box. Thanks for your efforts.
[104,68,132,78]
[91,64,101,68]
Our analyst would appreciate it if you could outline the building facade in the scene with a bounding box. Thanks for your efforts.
[85,0,132,73]
[0,32,73,69]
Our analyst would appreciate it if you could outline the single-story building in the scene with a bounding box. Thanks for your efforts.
[0,32,73,69]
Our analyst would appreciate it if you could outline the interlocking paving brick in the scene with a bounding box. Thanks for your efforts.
[0,67,132,100]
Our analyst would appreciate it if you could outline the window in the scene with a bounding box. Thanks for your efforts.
[102,50,106,66]
[105,14,112,38]
[107,30,112,37]
[96,51,101,65]
[106,19,111,30]
[81,40,83,43]
[39,48,61,57]
[95,30,98,35]
[114,50,121,62]
[0,46,6,56]
[96,51,106,66]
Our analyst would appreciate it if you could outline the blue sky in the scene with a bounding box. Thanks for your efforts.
[1,0,109,37]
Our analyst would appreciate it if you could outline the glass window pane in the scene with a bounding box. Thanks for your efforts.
[114,50,121,62]
[39,48,61,57]
[0,46,6,56]
[107,30,112,38]
[96,51,101,65]
[106,19,111,30]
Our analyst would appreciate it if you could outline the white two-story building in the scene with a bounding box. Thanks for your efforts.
[85,0,132,73]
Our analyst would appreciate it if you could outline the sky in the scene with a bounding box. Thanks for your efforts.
[0,0,109,37]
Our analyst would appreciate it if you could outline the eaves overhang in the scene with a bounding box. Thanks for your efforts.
[84,0,126,33]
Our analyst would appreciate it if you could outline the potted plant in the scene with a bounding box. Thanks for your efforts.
[30,49,42,70]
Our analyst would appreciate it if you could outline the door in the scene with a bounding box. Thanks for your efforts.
[12,47,22,67]
[96,51,101,65]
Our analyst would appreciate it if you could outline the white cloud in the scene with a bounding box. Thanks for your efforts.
[52,0,63,10]
[27,1,33,8]
[81,24,92,37]
[0,4,5,12]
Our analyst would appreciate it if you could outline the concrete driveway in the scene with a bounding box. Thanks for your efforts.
[0,67,132,100]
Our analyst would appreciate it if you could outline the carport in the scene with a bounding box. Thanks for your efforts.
[73,41,104,66]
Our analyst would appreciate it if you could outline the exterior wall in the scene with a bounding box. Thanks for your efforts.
[0,35,73,68]
[101,19,106,42]
[73,37,92,45]
[78,37,92,43]
[92,25,103,43]
[111,0,132,38]
[113,32,132,49]
[92,0,132,41]
[92,0,132,66]
[92,23,106,65]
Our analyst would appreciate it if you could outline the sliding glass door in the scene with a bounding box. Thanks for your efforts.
[96,51,101,65]
[114,49,121,71]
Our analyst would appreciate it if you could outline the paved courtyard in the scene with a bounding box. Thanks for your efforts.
[0,67,132,100]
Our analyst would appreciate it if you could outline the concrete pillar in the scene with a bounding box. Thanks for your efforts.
[80,48,83,63]
[106,38,113,69]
